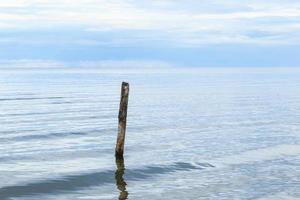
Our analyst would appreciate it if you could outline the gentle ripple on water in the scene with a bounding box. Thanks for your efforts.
[0,68,300,199]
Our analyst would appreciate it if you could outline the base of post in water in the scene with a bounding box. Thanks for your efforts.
[115,157,128,199]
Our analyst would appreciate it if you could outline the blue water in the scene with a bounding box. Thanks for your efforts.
[0,68,300,200]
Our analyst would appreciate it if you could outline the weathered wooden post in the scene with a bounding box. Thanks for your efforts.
[115,82,129,159]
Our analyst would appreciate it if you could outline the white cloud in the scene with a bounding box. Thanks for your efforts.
[0,0,300,45]
[77,60,172,68]
[0,59,66,68]
[0,59,173,69]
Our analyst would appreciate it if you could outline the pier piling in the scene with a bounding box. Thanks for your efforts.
[115,82,129,159]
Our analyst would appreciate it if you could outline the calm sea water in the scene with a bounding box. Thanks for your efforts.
[0,68,300,200]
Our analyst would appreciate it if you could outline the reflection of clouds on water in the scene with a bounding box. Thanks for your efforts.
[0,161,211,199]
[211,144,300,167]
[255,192,300,200]
[1,69,299,199]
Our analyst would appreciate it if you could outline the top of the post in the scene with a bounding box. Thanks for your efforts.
[122,82,129,87]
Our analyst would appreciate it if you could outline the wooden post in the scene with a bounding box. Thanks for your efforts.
[115,82,129,159]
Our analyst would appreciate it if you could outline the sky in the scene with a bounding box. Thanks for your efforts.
[0,0,300,67]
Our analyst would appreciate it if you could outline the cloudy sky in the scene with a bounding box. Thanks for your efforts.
[0,0,300,67]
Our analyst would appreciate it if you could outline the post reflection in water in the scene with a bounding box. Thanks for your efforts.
[115,158,128,200]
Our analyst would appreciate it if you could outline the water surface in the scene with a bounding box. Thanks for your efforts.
[0,68,300,199]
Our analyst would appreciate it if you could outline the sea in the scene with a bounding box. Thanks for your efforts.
[0,67,299,200]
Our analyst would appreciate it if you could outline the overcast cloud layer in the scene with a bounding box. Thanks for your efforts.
[0,0,300,67]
